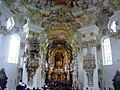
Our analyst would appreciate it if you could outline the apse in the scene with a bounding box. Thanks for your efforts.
[44,38,74,88]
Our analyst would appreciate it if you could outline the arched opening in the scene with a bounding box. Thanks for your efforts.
[101,36,113,65]
[8,34,20,64]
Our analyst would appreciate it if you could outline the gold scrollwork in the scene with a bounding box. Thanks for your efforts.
[81,40,97,48]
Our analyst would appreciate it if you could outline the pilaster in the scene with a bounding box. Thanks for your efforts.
[78,25,100,90]
[22,23,45,89]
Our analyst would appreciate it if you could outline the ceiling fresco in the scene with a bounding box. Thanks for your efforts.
[1,0,120,56]
[3,0,119,27]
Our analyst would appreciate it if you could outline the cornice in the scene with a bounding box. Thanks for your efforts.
[78,25,99,33]
[28,23,45,33]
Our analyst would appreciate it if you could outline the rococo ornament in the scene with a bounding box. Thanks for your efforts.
[81,40,97,48]
[83,53,96,86]
[25,37,40,84]
[110,30,120,39]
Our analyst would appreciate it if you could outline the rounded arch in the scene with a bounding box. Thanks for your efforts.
[101,36,110,43]
[7,17,14,30]
[108,20,117,33]
[101,36,113,65]
[8,34,20,63]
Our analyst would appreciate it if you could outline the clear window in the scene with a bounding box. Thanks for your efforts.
[7,17,14,30]
[110,21,117,33]
[102,37,113,65]
[8,34,20,63]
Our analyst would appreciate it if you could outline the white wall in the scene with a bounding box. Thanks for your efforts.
[102,37,120,90]
[0,35,18,89]
[77,51,84,89]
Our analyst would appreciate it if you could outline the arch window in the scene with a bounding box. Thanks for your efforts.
[6,17,14,30]
[8,34,20,63]
[110,21,117,33]
[102,37,113,65]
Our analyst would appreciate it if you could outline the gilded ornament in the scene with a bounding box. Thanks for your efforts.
[90,32,96,36]
[44,41,73,82]
[4,0,14,6]
[111,33,120,39]
[110,0,120,9]
[81,40,97,49]
[83,53,96,86]
[80,10,93,26]
[96,44,101,51]
[28,31,40,37]
[82,34,86,38]
[83,53,96,70]
[29,9,43,24]
[25,37,40,84]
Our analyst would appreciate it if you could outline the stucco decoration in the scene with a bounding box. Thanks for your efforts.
[25,37,40,84]
[83,53,96,86]
[111,31,120,39]
[81,40,97,49]
[109,0,120,10]
[2,0,119,31]
[41,8,81,30]
[79,10,94,26]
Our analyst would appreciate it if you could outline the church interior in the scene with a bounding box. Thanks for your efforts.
[0,0,120,90]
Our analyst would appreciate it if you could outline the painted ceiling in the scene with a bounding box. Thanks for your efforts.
[2,0,120,55]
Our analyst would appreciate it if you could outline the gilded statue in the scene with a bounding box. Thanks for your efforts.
[25,37,40,84]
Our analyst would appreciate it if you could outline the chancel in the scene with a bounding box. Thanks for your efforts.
[0,0,120,90]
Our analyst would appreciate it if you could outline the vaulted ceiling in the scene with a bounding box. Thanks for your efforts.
[1,0,120,55]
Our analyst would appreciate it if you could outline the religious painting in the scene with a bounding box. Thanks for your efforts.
[54,52,64,68]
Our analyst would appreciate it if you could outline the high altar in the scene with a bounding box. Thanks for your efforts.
[44,41,73,88]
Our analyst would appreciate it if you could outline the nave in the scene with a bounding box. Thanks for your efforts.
[1,0,120,90]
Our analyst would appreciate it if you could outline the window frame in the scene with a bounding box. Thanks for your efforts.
[101,36,113,65]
